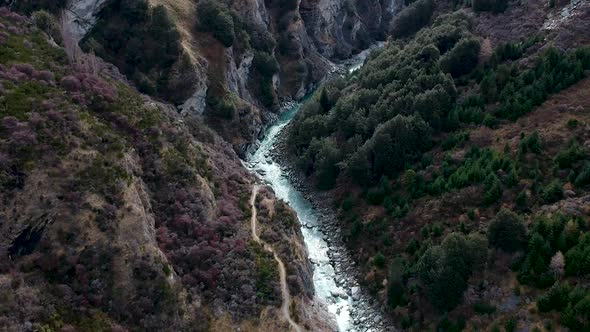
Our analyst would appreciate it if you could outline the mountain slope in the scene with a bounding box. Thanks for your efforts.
[283,0,590,330]
[0,9,330,331]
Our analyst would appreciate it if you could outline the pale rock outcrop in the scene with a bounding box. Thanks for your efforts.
[226,48,256,104]
[64,0,108,42]
[541,194,590,216]
[179,79,208,117]
[230,0,270,27]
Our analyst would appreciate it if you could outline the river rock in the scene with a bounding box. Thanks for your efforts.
[351,286,361,301]
[331,290,346,299]
[564,190,576,198]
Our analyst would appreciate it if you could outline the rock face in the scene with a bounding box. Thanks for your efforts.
[300,0,399,59]
[541,194,590,216]
[178,68,209,117]
[64,0,109,42]
[226,48,256,105]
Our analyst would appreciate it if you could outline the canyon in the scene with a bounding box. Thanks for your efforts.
[66,0,398,155]
[2,0,590,331]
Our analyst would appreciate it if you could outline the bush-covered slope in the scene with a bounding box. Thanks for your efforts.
[288,12,482,186]
[0,9,318,331]
[81,0,197,104]
[285,0,590,330]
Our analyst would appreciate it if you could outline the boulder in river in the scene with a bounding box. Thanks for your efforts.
[351,286,361,301]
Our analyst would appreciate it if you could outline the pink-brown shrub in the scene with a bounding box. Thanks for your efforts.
[0,152,9,167]
[7,26,19,35]
[39,100,56,111]
[4,66,27,82]
[33,70,55,83]
[77,73,117,103]
[60,75,81,92]
[14,63,34,76]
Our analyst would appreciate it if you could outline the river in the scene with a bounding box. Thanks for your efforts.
[246,47,389,332]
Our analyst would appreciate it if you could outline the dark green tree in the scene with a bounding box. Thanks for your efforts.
[319,88,332,112]
[487,209,527,252]
[197,0,236,47]
[417,233,487,310]
[314,139,342,190]
[387,257,407,309]
[390,0,435,38]
[440,38,481,78]
[483,173,502,206]
[480,73,498,102]
[541,180,564,204]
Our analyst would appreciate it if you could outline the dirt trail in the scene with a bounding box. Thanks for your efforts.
[250,185,303,332]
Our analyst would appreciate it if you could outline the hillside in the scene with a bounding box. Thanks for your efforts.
[0,7,337,331]
[285,0,590,330]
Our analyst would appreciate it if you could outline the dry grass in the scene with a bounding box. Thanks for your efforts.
[148,0,201,63]
[471,77,590,155]
[474,0,547,45]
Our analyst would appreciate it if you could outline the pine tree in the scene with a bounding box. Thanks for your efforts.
[487,209,527,252]
[506,166,519,187]
[319,88,332,112]
[516,190,528,210]
[480,73,498,102]
[484,174,503,206]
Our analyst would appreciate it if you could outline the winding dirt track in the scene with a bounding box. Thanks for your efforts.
[250,185,303,332]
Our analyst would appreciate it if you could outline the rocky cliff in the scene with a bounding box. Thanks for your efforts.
[300,0,400,59]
